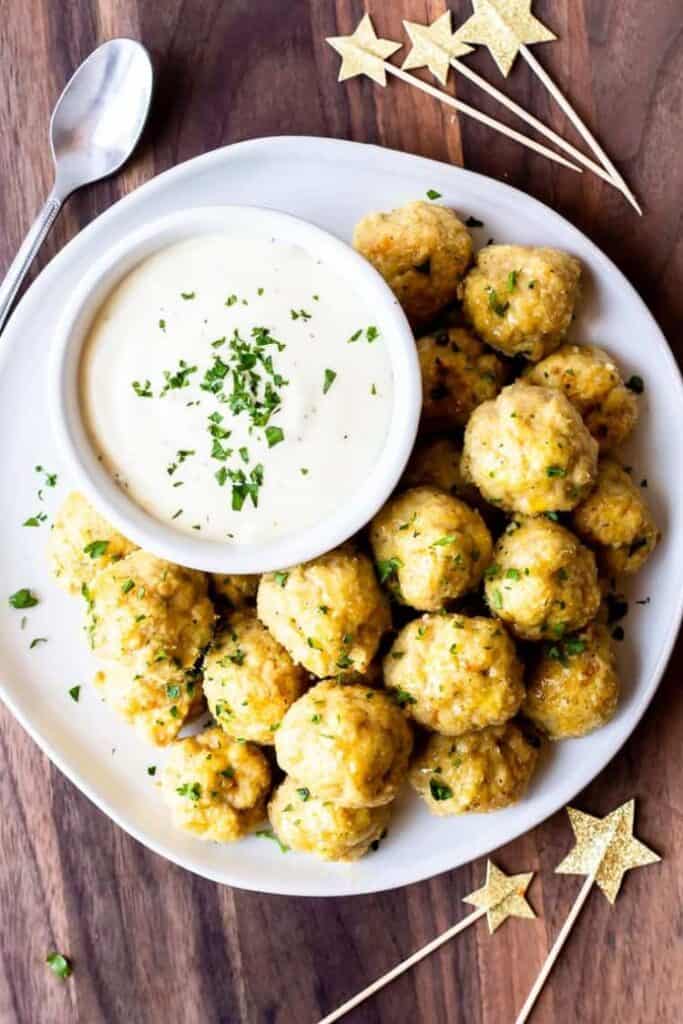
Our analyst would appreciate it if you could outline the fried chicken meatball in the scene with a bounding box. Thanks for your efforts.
[417,326,506,431]
[353,201,472,326]
[402,438,476,503]
[257,546,390,678]
[571,459,660,575]
[275,681,413,808]
[461,245,581,361]
[462,383,598,514]
[524,622,620,738]
[47,491,137,595]
[203,611,307,744]
[210,573,259,608]
[410,723,539,815]
[93,662,204,746]
[485,518,601,641]
[369,487,492,611]
[384,614,524,735]
[161,727,271,842]
[523,344,639,451]
[268,776,391,862]
[86,550,215,676]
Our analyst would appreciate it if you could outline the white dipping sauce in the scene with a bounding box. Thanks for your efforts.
[80,235,394,544]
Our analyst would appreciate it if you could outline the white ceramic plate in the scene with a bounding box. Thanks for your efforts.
[1,136,681,897]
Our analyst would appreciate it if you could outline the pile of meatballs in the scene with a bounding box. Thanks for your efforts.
[47,199,659,864]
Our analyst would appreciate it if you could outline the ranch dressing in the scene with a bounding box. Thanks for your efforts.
[80,235,394,544]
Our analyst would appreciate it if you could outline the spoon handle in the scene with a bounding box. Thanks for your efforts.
[0,192,62,334]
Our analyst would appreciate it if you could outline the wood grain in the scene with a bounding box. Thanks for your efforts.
[1,1,682,1021]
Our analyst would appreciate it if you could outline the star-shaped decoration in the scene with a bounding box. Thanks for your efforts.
[326,14,402,87]
[402,12,474,86]
[456,0,556,77]
[463,860,535,933]
[556,801,660,904]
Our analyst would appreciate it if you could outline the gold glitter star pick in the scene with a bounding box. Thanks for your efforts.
[326,14,401,86]
[556,800,660,904]
[456,0,555,77]
[316,859,536,1024]
[455,0,642,213]
[402,12,473,86]
[514,800,660,1024]
[464,860,535,933]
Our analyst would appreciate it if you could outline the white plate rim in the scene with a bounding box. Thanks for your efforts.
[1,135,682,896]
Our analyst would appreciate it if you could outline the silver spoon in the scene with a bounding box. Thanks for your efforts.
[0,38,153,333]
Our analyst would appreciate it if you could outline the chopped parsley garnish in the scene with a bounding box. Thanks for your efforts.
[465,215,484,228]
[348,329,363,343]
[132,379,153,398]
[171,509,183,520]
[29,637,47,649]
[366,326,380,342]
[265,425,285,448]
[161,360,198,394]
[626,375,644,394]
[507,269,519,291]
[296,787,311,801]
[546,465,566,478]
[392,688,417,707]
[274,571,289,588]
[181,291,196,300]
[23,512,47,527]
[158,318,166,331]
[46,953,72,979]
[229,464,264,511]
[431,534,457,547]
[9,588,38,609]
[377,557,402,583]
[121,579,135,594]
[487,287,509,317]
[429,778,453,801]
[322,368,337,394]
[255,829,289,853]
[83,539,109,559]
[290,308,312,321]
[69,685,80,702]
[426,189,442,200]
[176,782,201,801]
[147,765,157,776]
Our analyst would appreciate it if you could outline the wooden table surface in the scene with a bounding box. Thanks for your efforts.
[1,2,682,1022]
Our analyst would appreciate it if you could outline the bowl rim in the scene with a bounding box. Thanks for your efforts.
[48,204,421,573]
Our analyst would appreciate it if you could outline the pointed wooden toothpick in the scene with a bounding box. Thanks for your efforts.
[456,0,642,213]
[402,12,618,191]
[514,800,660,1024]
[316,859,535,1024]
[326,15,582,175]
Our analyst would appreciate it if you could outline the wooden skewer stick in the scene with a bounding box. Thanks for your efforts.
[519,44,642,215]
[387,64,582,174]
[316,906,487,1024]
[451,57,615,188]
[514,870,596,1024]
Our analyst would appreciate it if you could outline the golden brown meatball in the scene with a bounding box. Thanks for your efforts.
[93,662,204,746]
[369,486,492,611]
[523,344,639,451]
[47,491,137,595]
[86,549,215,676]
[210,573,259,608]
[524,622,620,739]
[462,382,598,514]
[417,326,506,431]
[275,681,413,808]
[461,245,581,361]
[402,438,477,503]
[485,518,601,641]
[410,723,539,815]
[268,776,391,862]
[257,545,390,678]
[571,459,660,575]
[161,727,271,842]
[203,611,307,744]
[353,201,472,325]
[384,614,524,735]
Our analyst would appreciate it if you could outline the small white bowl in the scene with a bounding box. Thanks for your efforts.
[49,205,420,574]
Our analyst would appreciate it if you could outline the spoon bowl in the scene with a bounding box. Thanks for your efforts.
[0,38,153,334]
[51,39,153,199]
